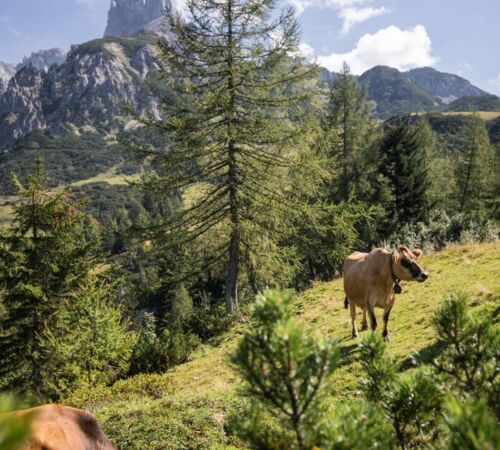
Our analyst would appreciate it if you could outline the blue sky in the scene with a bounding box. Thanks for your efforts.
[0,0,499,94]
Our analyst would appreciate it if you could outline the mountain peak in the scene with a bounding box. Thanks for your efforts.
[18,48,67,72]
[104,0,172,37]
[407,67,486,103]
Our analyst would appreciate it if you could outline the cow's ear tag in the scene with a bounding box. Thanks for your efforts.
[394,283,402,294]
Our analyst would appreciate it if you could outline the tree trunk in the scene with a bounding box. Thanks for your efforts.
[460,121,477,213]
[226,222,239,313]
[225,0,239,314]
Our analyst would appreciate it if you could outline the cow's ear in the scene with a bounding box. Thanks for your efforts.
[412,248,423,259]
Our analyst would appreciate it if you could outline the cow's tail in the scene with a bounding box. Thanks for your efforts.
[344,297,349,310]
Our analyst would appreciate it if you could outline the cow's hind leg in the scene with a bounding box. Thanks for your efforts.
[361,307,368,331]
[382,295,395,342]
[367,298,377,332]
[349,300,358,338]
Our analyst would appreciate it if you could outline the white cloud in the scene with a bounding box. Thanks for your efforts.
[298,42,316,59]
[287,0,366,15]
[287,0,386,32]
[339,6,387,33]
[489,74,500,94]
[317,25,438,74]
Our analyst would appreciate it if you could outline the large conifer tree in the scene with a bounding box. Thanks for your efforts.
[378,116,431,235]
[324,62,372,202]
[0,159,96,396]
[455,112,494,214]
[137,0,310,312]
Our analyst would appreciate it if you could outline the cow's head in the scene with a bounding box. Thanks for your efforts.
[392,246,429,282]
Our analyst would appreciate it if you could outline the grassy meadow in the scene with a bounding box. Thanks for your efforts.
[64,241,500,449]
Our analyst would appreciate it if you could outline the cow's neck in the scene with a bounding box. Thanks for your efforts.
[388,252,402,294]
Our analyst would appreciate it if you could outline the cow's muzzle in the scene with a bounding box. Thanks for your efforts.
[416,271,429,282]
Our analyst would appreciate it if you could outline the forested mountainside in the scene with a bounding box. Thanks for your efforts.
[0,0,498,448]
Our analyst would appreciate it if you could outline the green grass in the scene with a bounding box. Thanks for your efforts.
[64,241,500,449]
[70,167,139,187]
[442,111,500,121]
[0,170,140,228]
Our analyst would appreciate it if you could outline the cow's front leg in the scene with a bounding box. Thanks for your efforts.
[349,300,358,338]
[366,298,377,332]
[382,294,395,342]
[361,307,368,331]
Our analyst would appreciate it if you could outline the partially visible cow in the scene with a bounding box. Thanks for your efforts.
[343,245,429,341]
[11,404,116,450]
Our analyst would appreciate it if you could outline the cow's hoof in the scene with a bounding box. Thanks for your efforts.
[351,332,359,339]
[383,334,390,342]
[361,323,368,331]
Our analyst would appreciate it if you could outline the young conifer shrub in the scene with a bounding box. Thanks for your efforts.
[233,289,340,450]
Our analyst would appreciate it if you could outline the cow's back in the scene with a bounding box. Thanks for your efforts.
[343,249,389,305]
[15,404,116,450]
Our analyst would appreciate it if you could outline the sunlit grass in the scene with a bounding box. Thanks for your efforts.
[64,241,499,449]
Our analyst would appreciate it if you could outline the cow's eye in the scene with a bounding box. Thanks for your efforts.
[401,258,412,269]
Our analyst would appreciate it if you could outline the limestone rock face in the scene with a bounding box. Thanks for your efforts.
[17,48,67,72]
[407,67,486,104]
[104,0,172,37]
[0,36,160,150]
[0,62,17,96]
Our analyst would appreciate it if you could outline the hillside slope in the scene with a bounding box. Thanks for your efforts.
[67,242,500,449]
[359,66,442,118]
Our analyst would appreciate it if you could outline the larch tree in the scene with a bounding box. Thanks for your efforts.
[136,0,311,312]
[0,159,97,397]
[324,62,373,202]
[455,112,494,214]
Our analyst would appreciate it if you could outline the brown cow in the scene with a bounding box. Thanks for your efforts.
[11,404,116,450]
[343,245,429,341]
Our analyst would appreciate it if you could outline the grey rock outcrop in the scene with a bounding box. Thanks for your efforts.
[0,62,17,96]
[0,35,160,150]
[104,0,172,37]
[407,67,486,104]
[17,48,67,72]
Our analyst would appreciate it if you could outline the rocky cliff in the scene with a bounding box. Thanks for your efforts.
[407,67,486,104]
[17,48,67,72]
[0,34,160,150]
[0,62,17,96]
[104,0,172,37]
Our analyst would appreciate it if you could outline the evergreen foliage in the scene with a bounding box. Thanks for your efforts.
[455,112,495,214]
[233,290,340,449]
[431,291,499,417]
[0,159,97,397]
[324,62,373,202]
[233,289,499,450]
[43,277,136,398]
[134,0,312,312]
[378,116,432,236]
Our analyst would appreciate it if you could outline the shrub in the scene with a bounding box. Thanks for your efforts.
[443,396,500,450]
[43,278,136,399]
[129,312,200,376]
[233,290,341,450]
[383,209,499,251]
[432,292,499,417]
[359,334,443,449]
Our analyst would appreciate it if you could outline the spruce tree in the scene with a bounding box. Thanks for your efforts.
[43,277,136,398]
[0,159,96,397]
[324,62,373,202]
[378,116,432,235]
[136,0,311,312]
[455,112,494,214]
